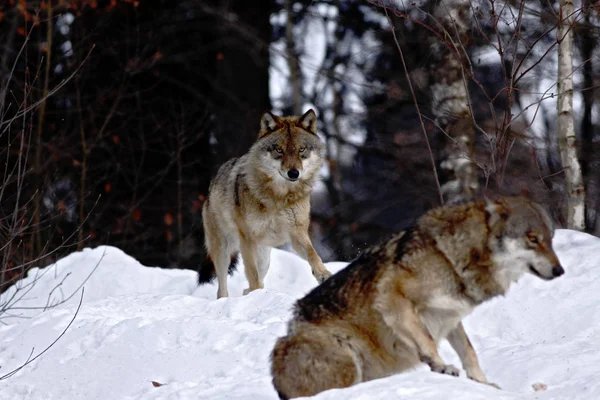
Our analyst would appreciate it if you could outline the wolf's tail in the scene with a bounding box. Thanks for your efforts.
[197,253,239,284]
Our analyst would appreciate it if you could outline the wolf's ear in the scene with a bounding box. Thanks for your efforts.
[532,202,555,233]
[298,109,317,133]
[260,112,280,137]
[484,196,503,227]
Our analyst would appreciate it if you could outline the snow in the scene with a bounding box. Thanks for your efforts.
[1,229,600,399]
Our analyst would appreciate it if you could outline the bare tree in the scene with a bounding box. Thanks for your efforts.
[579,0,597,231]
[557,0,585,230]
[285,0,303,115]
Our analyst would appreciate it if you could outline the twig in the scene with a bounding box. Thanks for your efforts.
[0,288,84,380]
[382,7,444,205]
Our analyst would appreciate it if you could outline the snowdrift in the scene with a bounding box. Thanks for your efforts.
[0,229,599,399]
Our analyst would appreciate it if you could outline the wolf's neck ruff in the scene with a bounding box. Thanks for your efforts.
[418,204,508,303]
[244,152,316,207]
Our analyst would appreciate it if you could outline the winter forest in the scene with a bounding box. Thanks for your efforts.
[1,0,599,285]
[2,1,600,398]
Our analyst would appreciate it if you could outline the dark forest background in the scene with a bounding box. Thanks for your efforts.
[1,0,599,290]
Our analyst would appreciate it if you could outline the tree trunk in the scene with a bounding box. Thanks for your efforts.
[213,0,272,162]
[428,0,477,204]
[33,1,53,256]
[285,0,303,115]
[580,0,596,232]
[557,0,585,230]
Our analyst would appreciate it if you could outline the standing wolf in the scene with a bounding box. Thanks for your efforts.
[271,196,564,399]
[199,109,332,298]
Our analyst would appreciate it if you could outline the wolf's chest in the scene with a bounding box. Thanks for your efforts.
[420,293,474,340]
[245,209,295,246]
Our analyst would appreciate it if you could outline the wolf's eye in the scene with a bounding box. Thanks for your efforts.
[299,147,306,153]
[527,235,539,244]
[274,147,283,154]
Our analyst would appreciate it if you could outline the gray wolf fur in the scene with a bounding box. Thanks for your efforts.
[271,196,564,399]
[199,109,332,298]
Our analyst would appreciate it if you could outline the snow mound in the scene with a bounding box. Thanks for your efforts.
[1,230,599,399]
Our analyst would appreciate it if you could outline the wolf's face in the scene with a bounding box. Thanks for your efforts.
[487,198,564,287]
[255,110,325,183]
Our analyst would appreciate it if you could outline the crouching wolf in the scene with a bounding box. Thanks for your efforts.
[271,196,564,399]
[199,109,332,298]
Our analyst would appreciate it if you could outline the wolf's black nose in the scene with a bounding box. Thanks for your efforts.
[552,265,565,277]
[287,169,300,180]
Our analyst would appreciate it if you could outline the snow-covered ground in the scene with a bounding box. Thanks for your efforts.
[1,229,599,399]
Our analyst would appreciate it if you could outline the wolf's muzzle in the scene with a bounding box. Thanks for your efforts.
[287,169,300,181]
[552,264,565,277]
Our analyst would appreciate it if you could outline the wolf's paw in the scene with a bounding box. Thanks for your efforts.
[243,281,264,295]
[313,269,332,283]
[431,363,460,377]
[466,370,500,389]
[468,375,501,389]
[243,287,261,295]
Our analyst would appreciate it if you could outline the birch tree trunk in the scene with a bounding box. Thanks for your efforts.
[557,0,585,230]
[285,0,303,115]
[429,0,477,204]
[580,0,596,232]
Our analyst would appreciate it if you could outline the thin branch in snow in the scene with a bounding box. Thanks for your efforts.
[0,288,84,380]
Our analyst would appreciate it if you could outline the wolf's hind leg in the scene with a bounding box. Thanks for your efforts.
[213,249,231,299]
[271,331,360,399]
[447,323,501,389]
[203,222,231,299]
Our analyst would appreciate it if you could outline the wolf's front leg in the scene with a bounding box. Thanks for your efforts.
[290,231,332,283]
[447,323,501,389]
[374,289,459,377]
[239,237,263,294]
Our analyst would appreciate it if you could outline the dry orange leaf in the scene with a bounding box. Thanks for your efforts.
[532,382,548,392]
[131,209,142,221]
[104,182,112,193]
[192,200,202,212]
[163,213,174,226]
[151,381,164,387]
